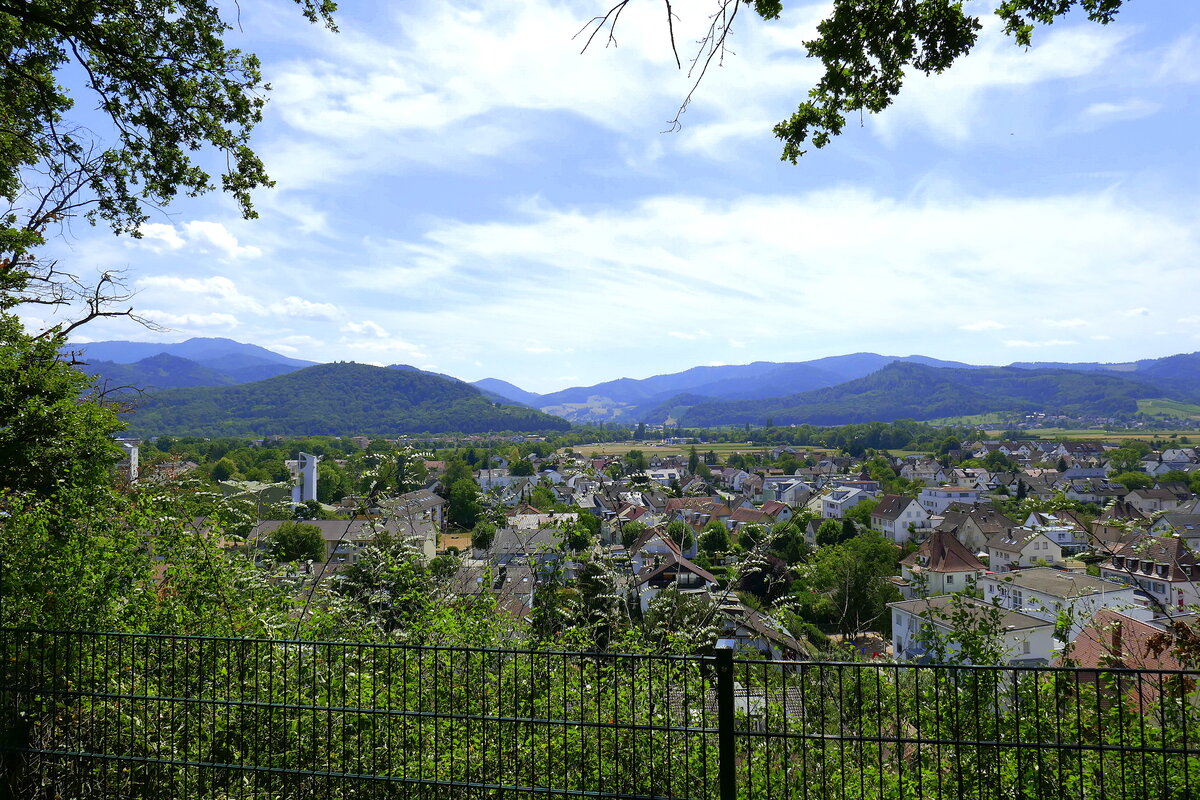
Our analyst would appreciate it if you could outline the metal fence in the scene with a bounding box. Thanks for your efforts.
[1,628,1198,799]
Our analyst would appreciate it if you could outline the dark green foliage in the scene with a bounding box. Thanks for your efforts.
[447,479,482,530]
[666,520,695,550]
[0,314,124,497]
[620,520,648,549]
[120,362,571,436]
[699,521,730,555]
[769,1,1126,162]
[470,521,496,550]
[0,0,336,236]
[267,521,325,563]
[1112,471,1153,491]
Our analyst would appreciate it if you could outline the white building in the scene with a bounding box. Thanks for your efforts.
[917,486,983,515]
[291,451,319,504]
[978,568,1141,642]
[889,595,1056,665]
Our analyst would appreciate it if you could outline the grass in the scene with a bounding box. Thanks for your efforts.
[1137,398,1200,420]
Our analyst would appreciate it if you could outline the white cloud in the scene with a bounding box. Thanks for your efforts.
[143,310,240,329]
[668,330,710,340]
[1177,315,1200,325]
[1123,307,1151,316]
[343,185,1195,369]
[960,320,1006,332]
[137,221,262,259]
[1003,339,1078,348]
[1043,318,1089,329]
[341,320,390,339]
[272,296,342,320]
[137,275,265,313]
[1082,98,1160,121]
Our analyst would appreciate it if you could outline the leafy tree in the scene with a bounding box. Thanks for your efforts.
[440,457,473,489]
[815,518,846,547]
[529,485,557,511]
[0,314,123,496]
[267,521,325,563]
[509,458,535,476]
[1111,471,1153,492]
[984,449,1019,473]
[317,460,351,505]
[806,530,901,636]
[470,521,496,551]
[210,457,237,483]
[0,1,336,234]
[1106,447,1144,475]
[665,520,694,551]
[620,520,648,549]
[844,497,878,529]
[687,446,700,474]
[699,521,730,555]
[447,479,482,530]
[1056,456,1069,472]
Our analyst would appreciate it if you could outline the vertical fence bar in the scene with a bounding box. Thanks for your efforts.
[716,647,736,800]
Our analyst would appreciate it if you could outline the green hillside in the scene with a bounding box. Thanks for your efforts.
[120,362,572,436]
[667,362,1163,427]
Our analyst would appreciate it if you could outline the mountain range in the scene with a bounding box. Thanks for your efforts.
[71,338,1200,432]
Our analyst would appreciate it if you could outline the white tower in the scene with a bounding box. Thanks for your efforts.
[292,452,320,504]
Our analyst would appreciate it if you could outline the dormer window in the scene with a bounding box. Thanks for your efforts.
[1157,564,1169,578]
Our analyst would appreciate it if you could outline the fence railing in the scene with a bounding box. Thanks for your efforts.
[1,628,1198,799]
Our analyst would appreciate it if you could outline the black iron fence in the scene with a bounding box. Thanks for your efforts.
[1,628,1198,799]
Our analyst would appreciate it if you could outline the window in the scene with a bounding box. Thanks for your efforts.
[1022,641,1031,654]
[947,574,954,585]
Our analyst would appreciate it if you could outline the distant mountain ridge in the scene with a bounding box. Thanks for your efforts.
[658,362,1168,427]
[76,337,1200,428]
[121,362,570,437]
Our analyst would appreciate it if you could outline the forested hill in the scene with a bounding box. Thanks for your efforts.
[662,362,1164,427]
[120,363,572,436]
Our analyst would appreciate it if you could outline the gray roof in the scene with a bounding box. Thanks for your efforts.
[889,595,1052,632]
[991,568,1129,598]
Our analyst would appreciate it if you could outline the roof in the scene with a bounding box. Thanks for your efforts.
[1068,608,1193,672]
[872,494,914,521]
[889,595,1052,632]
[1104,535,1200,582]
[990,568,1130,598]
[901,530,985,573]
[633,552,718,587]
[730,507,772,524]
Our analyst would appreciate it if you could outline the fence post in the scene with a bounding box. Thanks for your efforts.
[716,645,736,800]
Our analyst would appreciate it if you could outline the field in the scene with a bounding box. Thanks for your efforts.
[1137,398,1200,421]
[561,440,838,459]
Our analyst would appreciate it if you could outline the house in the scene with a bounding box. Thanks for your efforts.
[628,526,697,570]
[894,530,986,599]
[979,568,1141,642]
[935,507,1015,553]
[1125,487,1183,516]
[632,551,719,613]
[821,487,869,519]
[889,595,1057,665]
[986,527,1064,573]
[715,598,805,660]
[918,486,983,516]
[1063,479,1127,506]
[1090,501,1149,549]
[251,517,438,565]
[1148,512,1200,551]
[759,500,793,523]
[391,488,446,530]
[1098,535,1200,614]
[869,494,930,544]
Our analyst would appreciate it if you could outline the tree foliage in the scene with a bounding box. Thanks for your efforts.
[267,521,325,563]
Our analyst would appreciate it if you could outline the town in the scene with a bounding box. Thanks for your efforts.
[121,426,1200,673]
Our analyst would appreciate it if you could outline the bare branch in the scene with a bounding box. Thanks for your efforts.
[575,0,633,53]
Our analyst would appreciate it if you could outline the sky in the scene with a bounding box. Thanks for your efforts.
[24,0,1200,394]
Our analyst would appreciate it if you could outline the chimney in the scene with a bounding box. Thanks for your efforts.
[1109,620,1123,658]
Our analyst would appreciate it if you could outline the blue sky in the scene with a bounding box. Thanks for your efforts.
[27,0,1200,393]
